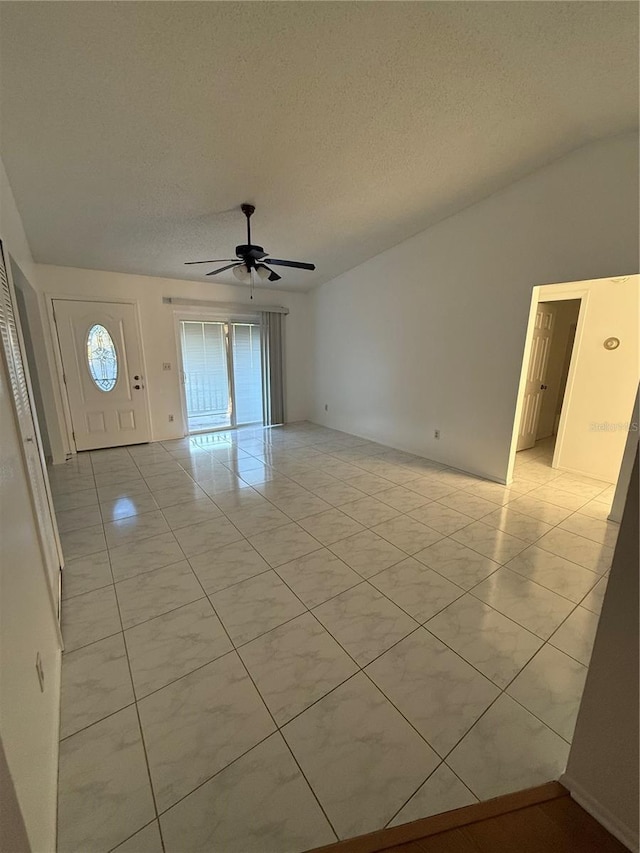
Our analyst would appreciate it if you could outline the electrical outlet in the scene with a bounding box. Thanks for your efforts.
[35,652,45,692]
[434,429,440,439]
[168,414,174,422]
[163,362,172,371]
[324,404,329,412]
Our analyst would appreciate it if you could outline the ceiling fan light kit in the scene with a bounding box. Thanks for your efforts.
[185,203,316,298]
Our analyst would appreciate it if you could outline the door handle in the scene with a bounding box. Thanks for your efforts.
[540,384,548,390]
[134,384,141,390]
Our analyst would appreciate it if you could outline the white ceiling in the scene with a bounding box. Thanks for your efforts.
[0,2,638,292]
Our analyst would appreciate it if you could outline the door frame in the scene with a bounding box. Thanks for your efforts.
[173,309,262,436]
[506,284,590,483]
[47,294,152,455]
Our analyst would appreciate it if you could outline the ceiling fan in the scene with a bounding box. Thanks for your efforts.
[185,203,316,285]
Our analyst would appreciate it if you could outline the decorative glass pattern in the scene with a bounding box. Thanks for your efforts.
[86,324,118,391]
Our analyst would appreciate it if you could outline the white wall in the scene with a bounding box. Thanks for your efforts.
[562,450,639,851]
[33,264,313,455]
[310,132,639,482]
[526,278,639,484]
[0,155,62,851]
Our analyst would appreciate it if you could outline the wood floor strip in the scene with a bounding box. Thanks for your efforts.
[310,781,567,853]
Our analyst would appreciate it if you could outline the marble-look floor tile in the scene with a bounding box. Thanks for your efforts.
[580,575,608,614]
[104,510,170,549]
[138,652,275,811]
[313,582,418,666]
[451,521,528,563]
[173,516,244,558]
[109,532,184,583]
[50,474,96,495]
[507,644,587,741]
[389,763,478,827]
[481,506,553,544]
[437,492,497,520]
[60,633,134,739]
[283,672,439,839]
[212,487,270,513]
[160,734,336,853]
[414,538,499,590]
[248,523,321,567]
[376,486,431,513]
[408,503,473,535]
[506,494,573,525]
[189,539,270,594]
[447,694,570,800]
[578,498,613,521]
[60,524,107,561]
[62,585,121,652]
[160,497,223,530]
[225,503,291,536]
[505,546,599,603]
[144,470,195,492]
[536,527,614,573]
[298,508,366,546]
[275,548,361,608]
[151,482,208,508]
[61,550,112,600]
[371,516,442,555]
[240,613,358,724]
[549,606,600,665]
[271,491,334,521]
[116,561,203,629]
[96,479,151,504]
[426,595,543,688]
[311,481,368,507]
[337,496,402,527]
[57,706,155,853]
[471,568,574,639]
[100,493,160,522]
[111,821,163,853]
[343,472,394,495]
[366,629,499,756]
[56,505,103,533]
[125,598,232,698]
[211,570,306,645]
[329,530,406,578]
[53,487,99,513]
[559,512,619,548]
[406,477,458,501]
[369,558,464,622]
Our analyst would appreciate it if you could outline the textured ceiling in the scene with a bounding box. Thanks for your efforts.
[0,2,638,291]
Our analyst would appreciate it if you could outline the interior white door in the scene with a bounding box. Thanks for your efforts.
[54,300,150,450]
[517,302,555,451]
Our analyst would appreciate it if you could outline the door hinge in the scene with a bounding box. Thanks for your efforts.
[62,372,67,385]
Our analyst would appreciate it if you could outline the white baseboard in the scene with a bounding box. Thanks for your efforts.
[560,773,639,852]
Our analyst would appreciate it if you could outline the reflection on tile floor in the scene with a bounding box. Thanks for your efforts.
[52,427,617,852]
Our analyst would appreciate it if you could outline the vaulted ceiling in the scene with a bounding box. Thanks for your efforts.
[0,2,638,291]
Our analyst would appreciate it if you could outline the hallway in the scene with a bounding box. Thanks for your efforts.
[52,423,617,852]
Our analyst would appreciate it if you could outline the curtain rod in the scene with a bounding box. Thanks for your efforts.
[163,297,289,315]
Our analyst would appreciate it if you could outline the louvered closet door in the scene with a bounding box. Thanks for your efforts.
[0,242,62,614]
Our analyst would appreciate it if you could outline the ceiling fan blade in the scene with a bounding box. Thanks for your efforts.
[257,263,281,282]
[263,258,316,271]
[185,259,237,265]
[246,247,268,260]
[206,263,242,276]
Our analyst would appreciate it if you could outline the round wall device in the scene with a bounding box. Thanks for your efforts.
[603,337,620,350]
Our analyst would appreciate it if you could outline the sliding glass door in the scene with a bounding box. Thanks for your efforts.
[179,319,262,433]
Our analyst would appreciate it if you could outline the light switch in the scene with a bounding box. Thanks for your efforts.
[162,362,171,371]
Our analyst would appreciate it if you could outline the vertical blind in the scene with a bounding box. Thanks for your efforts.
[261,311,285,426]
[231,324,262,424]
[180,321,230,419]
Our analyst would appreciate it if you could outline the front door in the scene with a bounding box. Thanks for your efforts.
[54,300,150,450]
[517,302,554,451]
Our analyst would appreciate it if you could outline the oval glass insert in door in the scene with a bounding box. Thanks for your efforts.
[86,323,118,391]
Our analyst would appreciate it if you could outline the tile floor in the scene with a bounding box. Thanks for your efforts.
[52,427,617,852]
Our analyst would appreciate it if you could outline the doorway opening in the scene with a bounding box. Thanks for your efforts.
[179,319,262,434]
[516,298,581,469]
